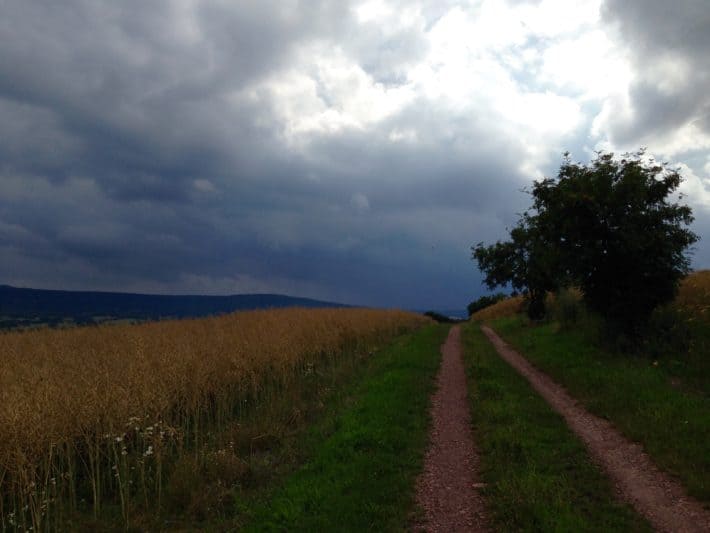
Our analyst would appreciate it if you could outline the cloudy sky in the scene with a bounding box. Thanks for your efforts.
[1,0,709,310]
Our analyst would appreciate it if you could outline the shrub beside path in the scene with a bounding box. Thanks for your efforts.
[414,326,488,532]
[482,325,710,533]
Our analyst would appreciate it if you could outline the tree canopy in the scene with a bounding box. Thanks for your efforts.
[473,213,556,319]
[473,150,698,331]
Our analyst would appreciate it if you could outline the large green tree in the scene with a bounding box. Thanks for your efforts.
[532,150,698,333]
[473,150,698,331]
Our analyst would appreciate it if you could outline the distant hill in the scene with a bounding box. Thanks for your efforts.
[0,285,348,330]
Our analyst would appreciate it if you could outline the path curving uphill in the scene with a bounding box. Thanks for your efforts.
[414,326,488,532]
[482,325,710,533]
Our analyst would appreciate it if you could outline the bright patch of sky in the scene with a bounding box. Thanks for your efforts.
[255,0,637,177]
[279,0,709,207]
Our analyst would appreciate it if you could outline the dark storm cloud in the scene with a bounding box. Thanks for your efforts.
[0,0,543,309]
[302,110,528,213]
[0,0,342,189]
[601,0,710,145]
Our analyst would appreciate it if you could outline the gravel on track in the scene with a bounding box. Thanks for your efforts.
[414,325,488,532]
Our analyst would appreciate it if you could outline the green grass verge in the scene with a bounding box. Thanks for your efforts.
[240,324,448,532]
[462,323,650,532]
[490,315,710,504]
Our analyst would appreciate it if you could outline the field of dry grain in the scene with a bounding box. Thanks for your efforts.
[0,307,429,530]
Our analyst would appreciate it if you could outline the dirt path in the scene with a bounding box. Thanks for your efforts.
[414,326,488,532]
[481,325,710,533]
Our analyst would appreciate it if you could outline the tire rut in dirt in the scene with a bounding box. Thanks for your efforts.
[414,325,488,532]
[482,325,710,533]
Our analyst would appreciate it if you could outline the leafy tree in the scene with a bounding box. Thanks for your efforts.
[473,213,558,320]
[531,150,698,334]
[473,149,697,332]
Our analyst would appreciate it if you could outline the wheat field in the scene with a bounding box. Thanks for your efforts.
[0,307,429,530]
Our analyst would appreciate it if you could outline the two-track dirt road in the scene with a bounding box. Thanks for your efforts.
[414,324,709,533]
[481,325,710,533]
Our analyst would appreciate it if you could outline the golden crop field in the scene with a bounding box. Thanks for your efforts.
[470,296,524,321]
[0,307,429,530]
[675,270,710,321]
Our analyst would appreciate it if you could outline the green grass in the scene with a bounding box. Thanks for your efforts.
[490,315,710,503]
[239,324,448,531]
[462,323,650,532]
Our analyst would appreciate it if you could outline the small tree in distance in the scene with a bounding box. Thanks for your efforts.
[473,213,557,320]
[473,149,699,335]
[467,292,507,317]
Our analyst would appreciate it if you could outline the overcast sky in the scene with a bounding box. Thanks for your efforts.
[1,0,709,310]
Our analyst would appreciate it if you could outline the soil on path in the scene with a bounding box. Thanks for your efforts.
[414,325,488,532]
[482,325,710,533]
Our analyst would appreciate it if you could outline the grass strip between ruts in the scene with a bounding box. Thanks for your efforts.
[491,315,710,504]
[462,323,650,532]
[242,323,449,532]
